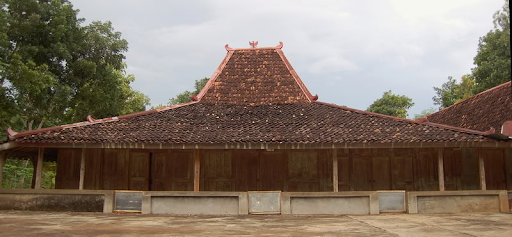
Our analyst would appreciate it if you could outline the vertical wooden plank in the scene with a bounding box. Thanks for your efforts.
[0,152,5,187]
[34,147,44,189]
[437,148,445,191]
[479,150,486,190]
[0,153,5,185]
[79,148,86,190]
[194,149,200,191]
[332,149,338,192]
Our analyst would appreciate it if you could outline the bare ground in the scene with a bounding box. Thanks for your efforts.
[0,211,511,236]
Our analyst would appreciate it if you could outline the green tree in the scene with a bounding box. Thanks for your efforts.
[169,77,209,105]
[0,0,149,141]
[432,74,475,109]
[472,1,510,93]
[367,90,414,118]
[413,107,436,120]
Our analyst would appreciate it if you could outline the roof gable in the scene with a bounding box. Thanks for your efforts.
[197,42,315,105]
[426,81,511,132]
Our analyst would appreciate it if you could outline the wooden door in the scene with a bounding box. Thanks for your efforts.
[287,151,319,191]
[483,149,506,190]
[151,151,171,191]
[129,151,150,191]
[234,150,258,191]
[415,149,439,191]
[150,150,194,191]
[443,149,462,190]
[169,151,194,191]
[391,149,414,191]
[372,155,391,190]
[102,149,129,190]
[203,150,233,191]
[338,156,351,191]
[259,151,286,191]
[350,150,371,191]
[55,149,81,189]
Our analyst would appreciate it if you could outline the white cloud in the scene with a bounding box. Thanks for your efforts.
[308,56,359,73]
[70,0,505,116]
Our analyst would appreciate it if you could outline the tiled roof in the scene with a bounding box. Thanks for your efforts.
[197,44,315,105]
[426,81,511,132]
[5,43,504,145]
[13,102,494,144]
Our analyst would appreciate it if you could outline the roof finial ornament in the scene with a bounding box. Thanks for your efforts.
[249,41,258,48]
[7,128,17,138]
[86,115,96,123]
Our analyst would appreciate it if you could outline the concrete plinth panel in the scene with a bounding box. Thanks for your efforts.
[142,191,249,215]
[407,190,510,214]
[281,192,379,215]
[378,191,406,213]
[0,189,114,213]
[508,191,512,212]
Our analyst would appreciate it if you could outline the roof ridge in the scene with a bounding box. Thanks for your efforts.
[224,42,284,51]
[275,48,315,102]
[196,50,234,100]
[7,101,199,140]
[314,101,487,136]
[426,81,511,119]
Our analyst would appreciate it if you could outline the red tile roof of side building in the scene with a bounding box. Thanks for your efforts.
[3,43,508,146]
[426,81,511,132]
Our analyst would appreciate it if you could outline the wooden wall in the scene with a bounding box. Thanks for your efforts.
[55,147,510,191]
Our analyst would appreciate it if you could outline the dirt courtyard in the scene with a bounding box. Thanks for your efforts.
[0,211,511,236]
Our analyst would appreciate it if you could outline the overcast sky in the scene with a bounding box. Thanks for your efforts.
[71,0,505,117]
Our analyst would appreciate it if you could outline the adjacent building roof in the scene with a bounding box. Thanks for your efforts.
[3,42,506,147]
[426,81,511,132]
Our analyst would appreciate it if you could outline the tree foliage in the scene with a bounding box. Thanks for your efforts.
[472,1,510,93]
[367,90,414,118]
[432,75,475,109]
[413,107,436,120]
[0,0,149,141]
[1,159,55,189]
[168,77,209,105]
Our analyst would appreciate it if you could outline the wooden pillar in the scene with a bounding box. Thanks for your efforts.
[34,148,44,189]
[437,148,445,191]
[479,151,486,190]
[332,149,338,192]
[79,148,86,190]
[0,152,5,188]
[194,149,200,192]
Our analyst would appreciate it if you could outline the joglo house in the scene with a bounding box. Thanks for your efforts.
[0,42,511,215]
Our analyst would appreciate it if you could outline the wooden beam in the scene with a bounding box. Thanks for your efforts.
[194,149,200,192]
[437,148,445,191]
[79,148,86,190]
[332,149,338,192]
[0,152,5,187]
[479,151,486,190]
[34,148,44,189]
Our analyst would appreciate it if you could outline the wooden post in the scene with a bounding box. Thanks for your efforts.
[79,148,86,190]
[0,152,5,187]
[479,151,486,190]
[437,148,445,191]
[332,149,338,192]
[34,148,44,189]
[194,149,200,192]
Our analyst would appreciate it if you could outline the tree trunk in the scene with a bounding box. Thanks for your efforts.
[17,159,30,188]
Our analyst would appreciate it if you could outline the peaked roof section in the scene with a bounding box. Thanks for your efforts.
[426,81,511,132]
[196,42,316,105]
[2,42,507,147]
